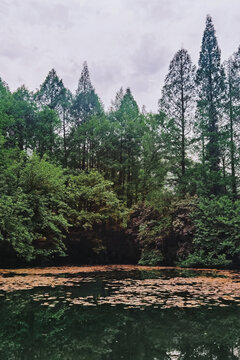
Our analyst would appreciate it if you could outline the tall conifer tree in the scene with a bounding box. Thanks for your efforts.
[71,62,103,169]
[116,88,141,205]
[35,69,65,110]
[35,69,71,164]
[224,48,240,198]
[196,15,225,195]
[159,48,195,192]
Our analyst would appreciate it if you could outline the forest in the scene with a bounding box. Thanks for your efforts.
[0,15,240,268]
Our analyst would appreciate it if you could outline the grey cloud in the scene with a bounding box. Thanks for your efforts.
[0,0,240,112]
[0,41,39,61]
[125,0,182,21]
[131,34,170,76]
[129,34,170,99]
[92,61,124,88]
[12,0,71,28]
[0,0,10,16]
[0,43,22,60]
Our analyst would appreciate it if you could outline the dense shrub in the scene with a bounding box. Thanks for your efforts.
[66,171,126,255]
[138,249,163,266]
[0,154,68,262]
[180,196,240,268]
[127,196,197,265]
[0,153,127,263]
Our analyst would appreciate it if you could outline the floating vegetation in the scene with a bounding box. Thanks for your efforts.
[0,266,240,309]
[0,265,235,276]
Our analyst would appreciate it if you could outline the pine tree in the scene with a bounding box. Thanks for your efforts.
[58,88,72,167]
[139,113,166,201]
[196,15,225,195]
[76,61,94,94]
[12,86,36,151]
[34,69,72,164]
[70,62,103,170]
[73,61,102,125]
[34,108,61,158]
[35,69,65,110]
[112,88,142,205]
[224,48,240,198]
[159,48,195,192]
[110,87,124,112]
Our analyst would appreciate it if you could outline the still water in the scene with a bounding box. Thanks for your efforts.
[0,265,240,359]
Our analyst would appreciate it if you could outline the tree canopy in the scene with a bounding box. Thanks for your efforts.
[0,17,240,268]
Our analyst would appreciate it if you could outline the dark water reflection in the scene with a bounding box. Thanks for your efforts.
[0,267,240,359]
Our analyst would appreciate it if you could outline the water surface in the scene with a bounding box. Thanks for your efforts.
[1,265,240,359]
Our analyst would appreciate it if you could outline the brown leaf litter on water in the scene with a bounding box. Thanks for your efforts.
[0,274,94,292]
[0,265,236,276]
[94,276,240,309]
[0,265,240,309]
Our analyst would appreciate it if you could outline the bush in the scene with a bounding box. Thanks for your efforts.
[66,171,127,255]
[180,196,240,268]
[138,249,163,266]
[0,154,68,262]
[0,152,127,264]
[127,196,197,265]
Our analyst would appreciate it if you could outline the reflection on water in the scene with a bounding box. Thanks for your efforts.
[0,266,240,359]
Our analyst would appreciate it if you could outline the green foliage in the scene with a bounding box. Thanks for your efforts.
[66,171,126,254]
[0,154,68,262]
[0,16,240,266]
[20,155,68,258]
[67,171,125,229]
[0,145,129,263]
[195,15,225,195]
[34,108,61,158]
[138,114,167,200]
[138,249,163,266]
[180,196,240,268]
[0,191,34,261]
[70,62,103,170]
[108,87,144,206]
[159,48,195,193]
[128,196,197,266]
[35,68,65,110]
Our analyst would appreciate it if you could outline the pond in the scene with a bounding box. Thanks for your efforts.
[1,265,240,359]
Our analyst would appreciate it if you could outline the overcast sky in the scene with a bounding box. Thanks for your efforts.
[0,0,239,111]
